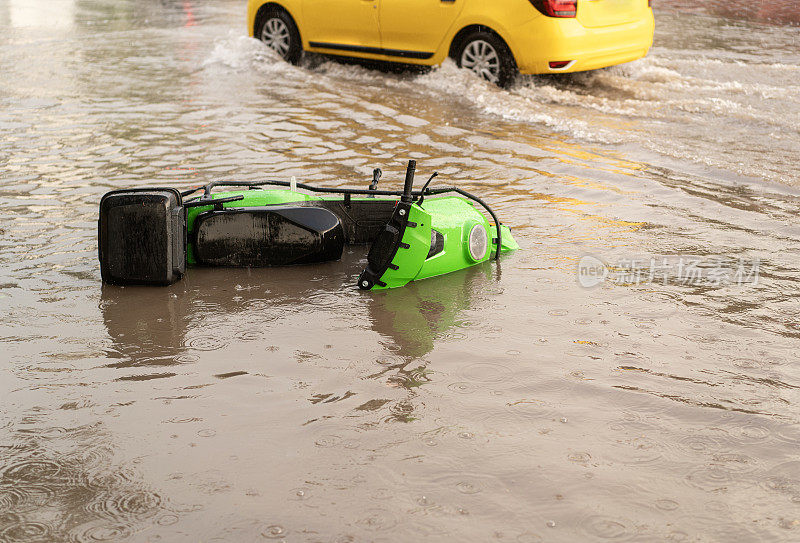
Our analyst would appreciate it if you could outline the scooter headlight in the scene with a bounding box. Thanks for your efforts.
[467,224,488,262]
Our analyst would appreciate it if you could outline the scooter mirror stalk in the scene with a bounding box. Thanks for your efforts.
[369,168,382,194]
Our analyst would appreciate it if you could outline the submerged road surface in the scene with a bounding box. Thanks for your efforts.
[1,1,800,541]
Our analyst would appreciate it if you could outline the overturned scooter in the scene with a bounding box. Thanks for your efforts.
[98,161,518,289]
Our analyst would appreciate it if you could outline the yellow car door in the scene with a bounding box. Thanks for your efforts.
[378,0,465,58]
[302,0,381,50]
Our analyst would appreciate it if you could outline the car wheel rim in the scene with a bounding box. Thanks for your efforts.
[260,18,291,58]
[460,40,500,84]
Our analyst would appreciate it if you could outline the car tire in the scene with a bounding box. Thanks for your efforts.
[256,9,302,64]
[455,31,517,88]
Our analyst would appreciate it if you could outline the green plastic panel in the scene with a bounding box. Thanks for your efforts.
[414,197,489,281]
[372,204,432,290]
[498,224,519,253]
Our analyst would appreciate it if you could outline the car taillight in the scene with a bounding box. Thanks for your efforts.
[529,0,578,18]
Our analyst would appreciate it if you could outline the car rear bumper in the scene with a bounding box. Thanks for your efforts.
[509,10,655,74]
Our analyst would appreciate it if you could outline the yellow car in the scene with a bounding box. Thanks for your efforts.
[246,0,654,87]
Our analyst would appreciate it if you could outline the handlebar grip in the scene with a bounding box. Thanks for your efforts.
[402,160,416,203]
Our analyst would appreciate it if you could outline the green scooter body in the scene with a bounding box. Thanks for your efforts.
[98,161,517,289]
[357,196,518,290]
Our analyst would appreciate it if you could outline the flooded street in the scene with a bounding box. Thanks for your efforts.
[2,0,800,541]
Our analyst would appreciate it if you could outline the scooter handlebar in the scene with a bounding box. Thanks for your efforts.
[402,160,416,203]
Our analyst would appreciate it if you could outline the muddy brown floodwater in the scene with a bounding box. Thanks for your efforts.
[1,1,800,542]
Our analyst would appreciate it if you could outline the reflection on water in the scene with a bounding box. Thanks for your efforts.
[100,254,491,366]
[661,0,800,25]
[367,264,494,359]
[2,0,800,541]
[7,0,75,29]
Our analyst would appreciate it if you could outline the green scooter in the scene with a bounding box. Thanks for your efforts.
[98,161,518,289]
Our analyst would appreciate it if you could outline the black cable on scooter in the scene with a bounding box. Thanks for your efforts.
[188,178,504,260]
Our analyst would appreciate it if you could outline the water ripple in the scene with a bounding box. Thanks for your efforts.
[84,465,140,492]
[85,490,163,521]
[762,461,800,495]
[182,336,229,352]
[0,484,54,512]
[433,472,500,496]
[355,509,397,531]
[676,434,724,455]
[0,521,52,542]
[260,524,288,539]
[0,459,67,486]
[68,521,133,543]
[580,514,634,540]
[685,465,752,492]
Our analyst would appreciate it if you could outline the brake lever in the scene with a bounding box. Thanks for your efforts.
[416,172,438,207]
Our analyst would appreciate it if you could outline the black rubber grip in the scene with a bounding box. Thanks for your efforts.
[402,160,416,202]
